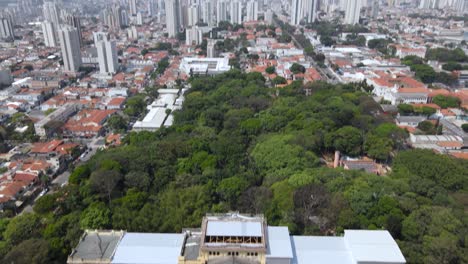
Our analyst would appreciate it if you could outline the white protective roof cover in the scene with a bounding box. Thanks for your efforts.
[266,226,293,259]
[111,233,184,264]
[206,220,263,237]
[344,230,406,263]
[291,236,353,264]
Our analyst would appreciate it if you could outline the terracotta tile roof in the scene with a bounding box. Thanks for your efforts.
[398,87,429,93]
[31,140,64,154]
[14,172,38,183]
[450,152,468,159]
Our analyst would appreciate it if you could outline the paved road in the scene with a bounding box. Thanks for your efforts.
[52,171,70,187]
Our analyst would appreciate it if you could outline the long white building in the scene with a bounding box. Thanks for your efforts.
[0,18,14,40]
[43,1,60,25]
[217,0,228,25]
[58,26,82,73]
[96,38,119,74]
[290,0,303,25]
[245,0,259,22]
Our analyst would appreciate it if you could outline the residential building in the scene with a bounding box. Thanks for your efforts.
[165,0,181,37]
[95,34,119,74]
[216,0,228,25]
[245,0,259,22]
[42,21,58,47]
[202,0,214,26]
[305,0,318,23]
[43,1,60,25]
[0,18,14,40]
[230,0,242,25]
[34,104,79,138]
[290,0,303,25]
[187,4,200,27]
[64,14,83,47]
[186,26,203,46]
[68,213,406,264]
[58,26,82,73]
[129,0,138,16]
[344,0,361,25]
[207,39,217,58]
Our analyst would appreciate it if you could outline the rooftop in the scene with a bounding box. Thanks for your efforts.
[67,230,124,263]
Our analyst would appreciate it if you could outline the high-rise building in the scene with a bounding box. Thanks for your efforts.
[0,18,14,40]
[344,0,361,24]
[58,26,82,72]
[202,0,214,26]
[42,21,58,47]
[148,0,157,16]
[290,0,303,25]
[230,0,242,25]
[207,39,217,58]
[187,4,200,27]
[64,14,83,47]
[186,26,203,45]
[304,0,318,23]
[43,1,60,25]
[216,0,228,25]
[95,34,119,74]
[245,0,259,21]
[129,0,138,15]
[165,0,181,37]
[265,9,274,24]
[127,26,138,39]
[136,11,143,25]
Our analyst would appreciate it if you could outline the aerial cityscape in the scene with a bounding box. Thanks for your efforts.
[0,0,467,263]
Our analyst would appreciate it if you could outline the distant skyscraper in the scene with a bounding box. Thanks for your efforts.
[202,0,214,26]
[265,9,274,24]
[187,4,200,26]
[186,26,202,45]
[0,18,14,40]
[230,0,242,25]
[127,26,138,39]
[95,33,119,74]
[216,0,228,25]
[148,0,156,16]
[344,0,361,24]
[43,1,60,25]
[58,26,82,72]
[290,0,303,25]
[207,39,217,58]
[65,14,83,47]
[304,0,318,23]
[129,0,138,15]
[136,11,143,25]
[42,21,58,47]
[165,0,181,37]
[246,0,259,21]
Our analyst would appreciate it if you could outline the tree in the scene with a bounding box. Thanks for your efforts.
[107,115,128,132]
[290,63,306,74]
[364,135,393,161]
[442,61,462,71]
[3,213,41,246]
[79,202,111,229]
[397,104,414,115]
[418,121,436,134]
[304,46,315,57]
[124,95,146,117]
[89,169,122,203]
[432,95,460,108]
[216,176,249,205]
[69,164,91,184]
[326,126,363,156]
[273,76,287,85]
[124,171,151,191]
[33,194,58,215]
[265,66,276,74]
[462,123,468,133]
[3,239,51,264]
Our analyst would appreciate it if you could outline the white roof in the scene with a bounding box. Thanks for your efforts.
[291,236,353,264]
[266,226,293,259]
[206,220,262,237]
[111,233,184,264]
[344,230,406,264]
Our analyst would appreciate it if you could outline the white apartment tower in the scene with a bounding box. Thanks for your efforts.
[43,1,60,25]
[95,36,119,74]
[187,4,200,27]
[202,0,215,26]
[305,0,318,23]
[42,21,58,47]
[344,0,361,24]
[185,26,203,46]
[58,26,82,72]
[290,0,303,25]
[129,0,138,15]
[207,39,217,58]
[165,0,181,37]
[216,0,228,25]
[0,18,14,40]
[245,0,259,22]
[230,0,242,25]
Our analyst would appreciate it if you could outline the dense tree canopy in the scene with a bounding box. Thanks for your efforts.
[1,71,467,264]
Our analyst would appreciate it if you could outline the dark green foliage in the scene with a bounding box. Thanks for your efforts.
[462,124,468,132]
[426,48,467,62]
[432,95,461,108]
[1,71,467,264]
[290,63,306,74]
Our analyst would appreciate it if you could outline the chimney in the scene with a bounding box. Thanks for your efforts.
[333,151,340,168]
